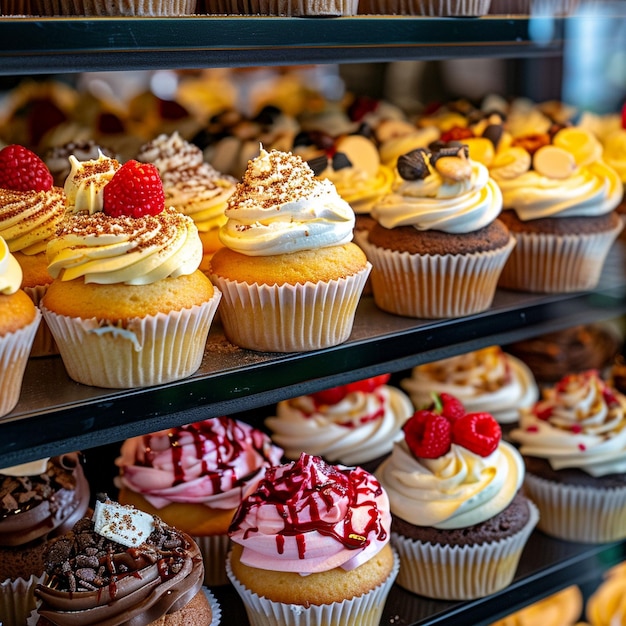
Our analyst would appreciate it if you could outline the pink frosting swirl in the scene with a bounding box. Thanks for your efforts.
[228,453,391,574]
[115,417,283,510]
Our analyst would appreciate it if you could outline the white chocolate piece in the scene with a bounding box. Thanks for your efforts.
[533,145,577,179]
[93,499,155,548]
[335,134,380,177]
[0,458,49,476]
[435,155,472,181]
[490,146,531,179]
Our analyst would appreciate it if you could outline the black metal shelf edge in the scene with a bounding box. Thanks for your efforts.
[0,15,576,73]
[2,243,626,468]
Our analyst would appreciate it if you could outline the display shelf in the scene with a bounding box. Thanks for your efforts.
[207,534,625,626]
[0,14,588,74]
[3,242,626,469]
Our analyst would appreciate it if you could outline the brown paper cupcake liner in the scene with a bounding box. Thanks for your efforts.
[391,500,539,600]
[365,238,514,318]
[211,264,370,352]
[359,0,491,14]
[41,290,221,389]
[226,547,399,626]
[205,0,359,14]
[498,222,622,293]
[0,309,41,418]
[0,573,46,626]
[79,0,198,15]
[523,472,626,543]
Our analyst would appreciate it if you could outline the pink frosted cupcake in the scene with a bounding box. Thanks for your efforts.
[510,370,626,543]
[0,454,89,626]
[376,394,538,599]
[227,452,399,626]
[116,416,283,586]
[266,374,413,471]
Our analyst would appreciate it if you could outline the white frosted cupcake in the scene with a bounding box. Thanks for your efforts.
[227,453,399,626]
[42,156,221,389]
[376,396,538,600]
[266,373,413,470]
[510,370,626,543]
[209,147,370,353]
[401,345,539,425]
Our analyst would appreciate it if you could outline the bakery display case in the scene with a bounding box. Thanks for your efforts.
[2,8,626,625]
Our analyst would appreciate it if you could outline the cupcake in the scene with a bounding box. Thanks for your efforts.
[0,454,89,626]
[510,369,626,543]
[505,323,622,386]
[376,395,538,600]
[493,126,624,293]
[309,134,395,252]
[488,585,583,626]
[116,416,283,586]
[365,143,514,318]
[227,452,399,626]
[209,147,370,353]
[206,0,359,15]
[602,125,626,220]
[265,373,414,470]
[358,0,491,14]
[0,144,66,357]
[41,156,221,389]
[136,131,237,273]
[401,346,539,426]
[0,236,41,418]
[35,0,199,15]
[33,496,214,625]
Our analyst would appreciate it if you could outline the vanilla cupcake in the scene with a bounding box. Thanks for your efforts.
[209,147,370,353]
[376,396,538,600]
[116,417,283,586]
[0,236,40,418]
[227,453,399,626]
[266,374,413,470]
[493,127,624,292]
[365,143,514,318]
[510,370,626,543]
[137,131,237,273]
[401,346,539,426]
[0,144,65,356]
[41,155,221,389]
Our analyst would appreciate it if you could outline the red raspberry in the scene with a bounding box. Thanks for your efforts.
[452,412,501,457]
[310,386,347,407]
[403,409,452,459]
[437,392,466,423]
[0,144,53,192]
[345,374,391,394]
[103,160,165,218]
[440,126,474,143]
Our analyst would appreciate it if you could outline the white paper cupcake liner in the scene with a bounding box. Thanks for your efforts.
[524,473,626,543]
[498,222,622,293]
[211,264,370,352]
[0,573,46,626]
[359,0,491,14]
[22,283,57,357]
[193,533,231,586]
[226,547,399,626]
[41,290,221,389]
[365,238,514,318]
[391,500,539,600]
[0,309,41,418]
[79,0,198,15]
[205,0,359,14]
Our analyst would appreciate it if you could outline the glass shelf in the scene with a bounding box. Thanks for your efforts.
[0,15,581,74]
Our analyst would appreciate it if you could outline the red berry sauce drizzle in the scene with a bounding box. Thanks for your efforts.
[230,454,387,558]
[139,417,275,492]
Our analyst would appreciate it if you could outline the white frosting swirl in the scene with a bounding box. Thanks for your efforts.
[0,236,22,295]
[494,160,623,219]
[64,153,121,215]
[218,147,355,256]
[401,347,539,424]
[376,439,524,529]
[510,371,626,476]
[266,385,414,466]
[370,160,502,233]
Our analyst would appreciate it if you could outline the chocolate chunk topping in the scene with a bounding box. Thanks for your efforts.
[483,123,504,148]
[397,149,430,181]
[332,152,352,170]
[307,154,329,176]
